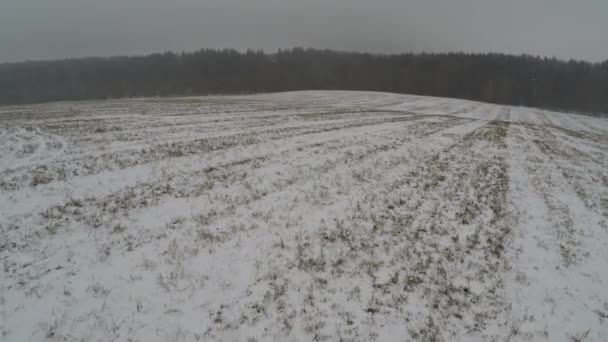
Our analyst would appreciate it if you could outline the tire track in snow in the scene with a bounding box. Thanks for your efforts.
[0,114,444,218]
[504,122,608,341]
[188,119,513,340]
[2,115,485,342]
[0,116,473,294]
[526,123,607,227]
[0,113,424,191]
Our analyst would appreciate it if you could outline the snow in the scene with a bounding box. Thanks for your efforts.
[1,91,607,341]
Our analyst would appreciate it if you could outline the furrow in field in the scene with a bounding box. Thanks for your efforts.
[84,109,407,148]
[0,115,468,268]
[3,115,467,237]
[503,122,608,341]
[518,122,607,266]
[157,119,512,340]
[0,115,436,216]
[0,115,484,341]
[525,124,608,224]
[543,124,608,159]
[0,113,422,190]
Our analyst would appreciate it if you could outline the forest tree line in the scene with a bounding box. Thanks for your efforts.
[1,48,607,115]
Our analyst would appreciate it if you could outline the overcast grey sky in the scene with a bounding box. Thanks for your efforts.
[1,0,606,63]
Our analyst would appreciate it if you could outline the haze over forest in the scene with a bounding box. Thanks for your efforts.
[1,0,607,63]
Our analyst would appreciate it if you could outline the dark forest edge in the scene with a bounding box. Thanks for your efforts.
[1,48,607,116]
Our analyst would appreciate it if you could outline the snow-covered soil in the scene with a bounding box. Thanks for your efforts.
[1,91,607,341]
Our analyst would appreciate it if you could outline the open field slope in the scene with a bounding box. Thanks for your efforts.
[1,91,607,341]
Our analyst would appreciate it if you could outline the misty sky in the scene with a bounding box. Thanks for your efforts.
[1,0,606,63]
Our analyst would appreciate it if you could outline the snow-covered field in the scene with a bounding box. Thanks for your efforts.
[1,91,607,341]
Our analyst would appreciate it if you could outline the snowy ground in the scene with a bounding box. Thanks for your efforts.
[1,91,607,341]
